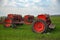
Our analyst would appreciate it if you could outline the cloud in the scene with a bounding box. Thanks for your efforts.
[0,0,60,16]
[51,0,57,3]
[0,6,45,16]
[32,0,41,3]
[0,5,59,17]
[2,0,8,6]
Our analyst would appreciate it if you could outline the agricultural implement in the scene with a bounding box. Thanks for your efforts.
[1,14,55,33]
[4,14,34,28]
[4,14,23,28]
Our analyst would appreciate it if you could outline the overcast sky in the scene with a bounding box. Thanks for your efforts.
[0,0,60,16]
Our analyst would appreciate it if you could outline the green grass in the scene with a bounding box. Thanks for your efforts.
[0,16,60,40]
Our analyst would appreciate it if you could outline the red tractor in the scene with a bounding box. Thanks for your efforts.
[3,14,55,33]
[32,14,55,33]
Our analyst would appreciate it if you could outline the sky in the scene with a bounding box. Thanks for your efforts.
[0,0,60,16]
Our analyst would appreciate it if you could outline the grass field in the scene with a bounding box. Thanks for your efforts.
[0,16,60,40]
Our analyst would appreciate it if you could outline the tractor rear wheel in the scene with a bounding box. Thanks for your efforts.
[32,19,48,33]
[4,18,12,28]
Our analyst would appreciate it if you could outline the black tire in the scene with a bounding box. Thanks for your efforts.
[32,19,48,33]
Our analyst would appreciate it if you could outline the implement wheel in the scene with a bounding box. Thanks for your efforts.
[32,19,48,33]
[4,18,12,28]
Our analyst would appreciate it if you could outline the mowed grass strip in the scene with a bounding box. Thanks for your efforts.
[0,16,60,40]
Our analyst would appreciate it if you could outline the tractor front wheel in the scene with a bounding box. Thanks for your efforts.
[32,19,48,33]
